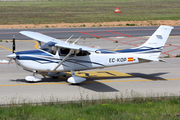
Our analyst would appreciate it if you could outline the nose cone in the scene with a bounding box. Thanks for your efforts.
[7,53,16,59]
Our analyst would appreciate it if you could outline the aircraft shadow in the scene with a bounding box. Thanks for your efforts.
[10,72,167,92]
[10,77,119,92]
[78,78,119,92]
[127,72,168,81]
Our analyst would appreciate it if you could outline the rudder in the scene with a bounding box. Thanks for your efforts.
[116,25,174,62]
[139,25,174,49]
[136,25,174,61]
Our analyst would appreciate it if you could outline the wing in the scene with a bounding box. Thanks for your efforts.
[19,31,62,43]
[20,31,98,71]
[55,42,97,52]
[20,31,98,52]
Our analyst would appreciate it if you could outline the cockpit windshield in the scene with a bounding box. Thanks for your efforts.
[41,41,57,55]
[40,41,91,56]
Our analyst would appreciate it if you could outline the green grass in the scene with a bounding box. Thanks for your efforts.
[0,97,180,120]
[164,54,171,58]
[126,23,136,26]
[0,0,180,25]
[175,54,180,57]
[114,40,118,43]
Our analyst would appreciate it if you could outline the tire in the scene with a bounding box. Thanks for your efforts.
[52,76,59,79]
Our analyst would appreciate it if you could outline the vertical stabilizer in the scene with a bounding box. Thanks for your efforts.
[116,25,174,61]
[136,25,174,61]
[139,25,174,48]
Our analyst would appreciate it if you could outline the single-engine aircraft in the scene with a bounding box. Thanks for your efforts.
[7,25,173,84]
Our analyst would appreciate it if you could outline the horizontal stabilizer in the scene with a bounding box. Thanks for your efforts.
[159,59,166,62]
[138,55,159,63]
[138,57,166,63]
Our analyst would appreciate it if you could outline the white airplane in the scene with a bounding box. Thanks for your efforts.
[7,25,173,84]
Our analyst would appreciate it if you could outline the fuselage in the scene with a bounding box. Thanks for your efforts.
[15,49,139,72]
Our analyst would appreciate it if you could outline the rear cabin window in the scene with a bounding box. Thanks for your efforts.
[60,48,70,55]
[59,48,90,56]
[76,50,90,56]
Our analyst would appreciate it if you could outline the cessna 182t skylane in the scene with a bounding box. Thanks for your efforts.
[7,25,173,84]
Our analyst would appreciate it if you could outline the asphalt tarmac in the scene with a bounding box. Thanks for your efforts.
[0,26,180,39]
[0,36,180,105]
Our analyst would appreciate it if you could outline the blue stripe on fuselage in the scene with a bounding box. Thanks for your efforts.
[16,50,52,56]
[115,46,163,53]
[17,56,56,62]
[96,49,117,54]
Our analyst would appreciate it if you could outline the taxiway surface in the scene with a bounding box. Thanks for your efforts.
[0,26,180,39]
[0,36,180,104]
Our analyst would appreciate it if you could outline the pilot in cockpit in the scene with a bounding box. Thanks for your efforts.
[51,46,57,55]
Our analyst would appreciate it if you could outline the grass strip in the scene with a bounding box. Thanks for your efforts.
[0,0,180,25]
[0,96,180,120]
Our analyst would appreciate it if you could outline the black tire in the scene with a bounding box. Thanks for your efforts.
[28,81,35,83]
[52,76,59,79]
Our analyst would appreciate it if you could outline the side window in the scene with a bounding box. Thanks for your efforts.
[59,48,70,56]
[58,48,90,56]
[76,49,90,56]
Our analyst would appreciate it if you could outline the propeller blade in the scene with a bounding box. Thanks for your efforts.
[8,59,12,64]
[12,35,15,53]
[16,59,19,69]
[7,53,17,64]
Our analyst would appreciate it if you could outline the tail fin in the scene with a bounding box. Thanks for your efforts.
[116,25,174,61]
[139,25,173,50]
[137,25,173,61]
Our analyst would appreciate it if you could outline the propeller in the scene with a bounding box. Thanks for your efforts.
[12,35,15,53]
[7,35,17,64]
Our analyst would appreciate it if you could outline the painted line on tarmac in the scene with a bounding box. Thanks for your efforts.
[0,82,68,87]
[21,40,39,49]
[95,78,180,83]
[98,78,111,82]
[0,40,39,52]
[0,78,180,87]
[0,46,12,52]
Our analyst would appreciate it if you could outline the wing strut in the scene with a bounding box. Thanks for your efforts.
[65,35,74,43]
[51,49,73,71]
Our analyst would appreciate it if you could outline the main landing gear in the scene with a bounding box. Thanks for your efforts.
[49,70,86,84]
[25,70,86,84]
[67,70,86,84]
[25,70,42,82]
